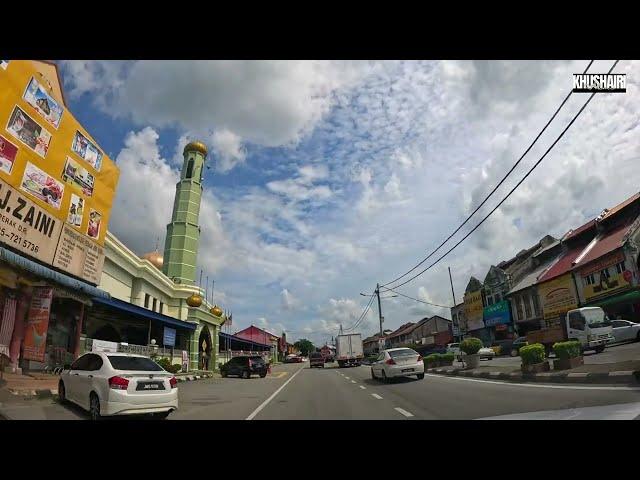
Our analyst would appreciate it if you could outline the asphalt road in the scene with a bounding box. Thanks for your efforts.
[2,362,639,420]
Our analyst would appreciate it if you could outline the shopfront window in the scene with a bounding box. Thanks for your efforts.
[532,294,541,317]
[516,295,523,321]
[144,294,150,309]
[523,294,532,318]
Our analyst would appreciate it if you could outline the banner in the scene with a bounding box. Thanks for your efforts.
[464,289,485,331]
[539,273,578,320]
[579,251,632,302]
[0,61,120,284]
[22,286,53,362]
[91,339,118,353]
[483,299,512,327]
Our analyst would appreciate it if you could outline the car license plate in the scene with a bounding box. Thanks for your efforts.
[401,368,414,373]
[137,381,165,391]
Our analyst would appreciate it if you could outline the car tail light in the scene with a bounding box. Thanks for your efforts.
[170,377,178,389]
[108,376,129,390]
[385,358,396,365]
[417,355,423,362]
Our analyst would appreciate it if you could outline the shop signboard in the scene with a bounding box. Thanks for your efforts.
[0,61,120,284]
[464,289,485,331]
[92,339,119,353]
[163,326,176,347]
[182,350,189,371]
[22,286,53,362]
[578,250,632,302]
[539,273,578,320]
[483,299,512,327]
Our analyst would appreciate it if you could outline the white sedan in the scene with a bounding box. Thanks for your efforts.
[59,352,178,420]
[610,319,640,343]
[478,347,495,360]
[370,348,425,382]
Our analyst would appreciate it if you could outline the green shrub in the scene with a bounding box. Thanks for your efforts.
[553,341,581,359]
[460,338,483,355]
[154,357,172,370]
[170,364,182,373]
[424,354,440,364]
[520,343,546,366]
[440,353,454,362]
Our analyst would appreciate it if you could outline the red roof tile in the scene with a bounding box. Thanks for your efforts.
[563,219,596,241]
[537,244,586,283]
[602,191,640,220]
[574,217,636,269]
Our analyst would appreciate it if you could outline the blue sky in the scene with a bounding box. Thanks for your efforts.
[58,60,640,345]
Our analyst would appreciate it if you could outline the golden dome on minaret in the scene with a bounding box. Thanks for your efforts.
[184,140,208,156]
[141,251,163,270]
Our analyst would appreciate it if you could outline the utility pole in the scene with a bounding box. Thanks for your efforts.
[448,267,459,342]
[375,283,383,338]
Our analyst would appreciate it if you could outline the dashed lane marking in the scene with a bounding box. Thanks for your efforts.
[351,380,356,384]
[359,386,366,390]
[371,394,383,400]
[394,407,414,418]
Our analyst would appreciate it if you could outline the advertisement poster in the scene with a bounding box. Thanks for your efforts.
[87,209,101,239]
[464,289,485,331]
[22,287,53,362]
[62,156,94,196]
[6,105,51,158]
[580,251,632,302]
[23,77,64,129]
[0,134,18,175]
[92,339,118,353]
[20,162,65,210]
[539,273,578,320]
[67,193,84,228]
[483,299,512,327]
[72,131,103,171]
[182,350,189,371]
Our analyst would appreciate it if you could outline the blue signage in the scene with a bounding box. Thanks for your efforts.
[483,300,512,327]
[163,327,176,347]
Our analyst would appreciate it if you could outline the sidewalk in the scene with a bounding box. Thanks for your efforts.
[426,359,640,384]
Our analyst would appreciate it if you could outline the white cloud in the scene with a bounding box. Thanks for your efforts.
[211,128,246,173]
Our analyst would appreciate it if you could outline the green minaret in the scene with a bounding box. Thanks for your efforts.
[162,141,208,285]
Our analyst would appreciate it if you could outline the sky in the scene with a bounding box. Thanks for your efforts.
[58,60,640,346]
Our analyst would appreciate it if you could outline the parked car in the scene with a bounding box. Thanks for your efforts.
[510,336,529,356]
[610,319,640,343]
[478,347,495,360]
[309,352,325,368]
[285,355,303,363]
[58,352,178,420]
[370,348,425,382]
[220,356,268,379]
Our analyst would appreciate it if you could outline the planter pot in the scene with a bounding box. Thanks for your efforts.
[464,354,480,369]
[521,361,550,374]
[553,356,584,371]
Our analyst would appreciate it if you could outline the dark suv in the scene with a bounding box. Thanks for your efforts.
[309,352,325,368]
[220,356,268,379]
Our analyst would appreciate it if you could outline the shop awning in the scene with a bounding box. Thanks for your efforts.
[0,246,108,299]
[585,289,640,308]
[91,295,197,331]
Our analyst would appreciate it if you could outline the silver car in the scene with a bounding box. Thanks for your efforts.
[370,348,425,382]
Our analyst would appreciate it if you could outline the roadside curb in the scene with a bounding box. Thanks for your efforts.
[176,373,216,383]
[426,368,640,385]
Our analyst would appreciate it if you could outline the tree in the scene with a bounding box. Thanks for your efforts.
[294,339,315,356]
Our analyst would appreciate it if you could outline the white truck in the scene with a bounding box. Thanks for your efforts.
[335,333,364,368]
[526,306,614,356]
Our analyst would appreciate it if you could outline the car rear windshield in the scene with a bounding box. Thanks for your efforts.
[310,353,323,358]
[107,356,164,371]
[249,356,265,363]
[389,349,418,358]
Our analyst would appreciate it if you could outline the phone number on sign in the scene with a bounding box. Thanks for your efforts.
[0,228,40,253]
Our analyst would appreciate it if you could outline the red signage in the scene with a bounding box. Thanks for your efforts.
[579,250,625,277]
[22,287,53,362]
[623,270,632,282]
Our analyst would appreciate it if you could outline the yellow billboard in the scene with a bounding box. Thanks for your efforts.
[464,289,484,331]
[578,251,632,302]
[539,273,578,320]
[0,61,120,284]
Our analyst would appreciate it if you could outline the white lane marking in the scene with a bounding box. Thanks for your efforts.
[351,380,357,384]
[359,386,366,390]
[345,377,350,380]
[245,367,304,420]
[371,394,383,399]
[478,402,640,420]
[394,407,414,418]
[423,373,640,391]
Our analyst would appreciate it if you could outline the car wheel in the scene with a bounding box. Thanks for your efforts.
[89,393,101,421]
[417,373,425,380]
[242,370,251,379]
[488,357,493,360]
[58,381,67,404]
[510,349,518,357]
[594,345,605,354]
[371,368,376,380]
[636,331,640,342]
[260,372,267,378]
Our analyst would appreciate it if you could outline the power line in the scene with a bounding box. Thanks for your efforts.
[380,60,595,289]
[385,60,618,290]
[343,292,375,332]
[381,285,452,309]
